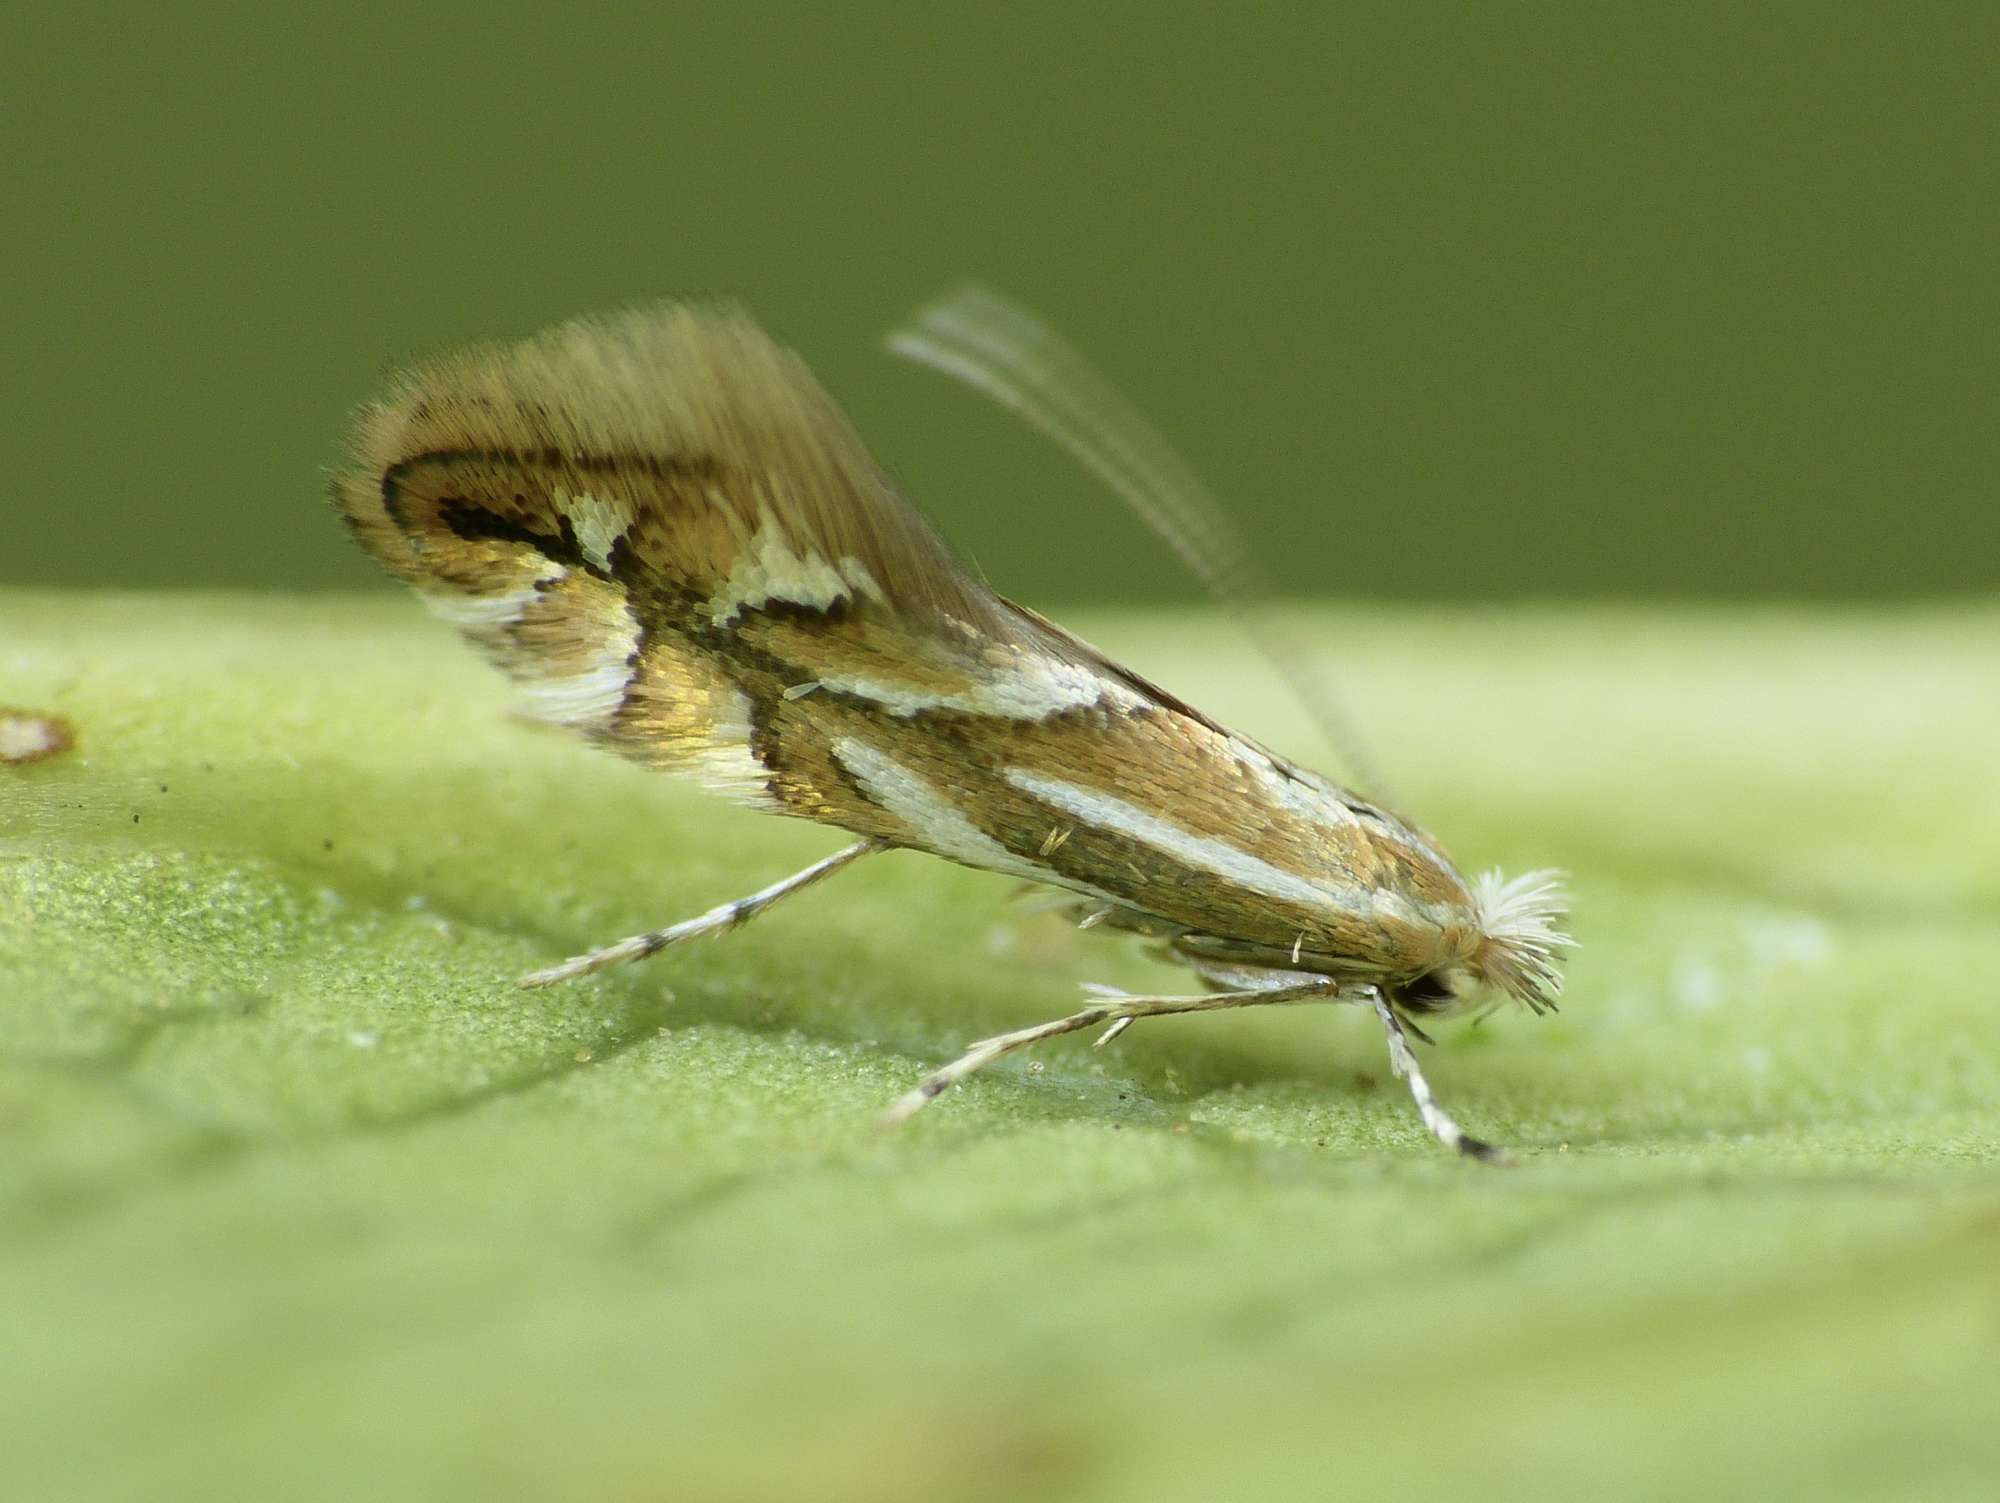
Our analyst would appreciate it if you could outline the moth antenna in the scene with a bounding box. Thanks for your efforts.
[888,285,1392,804]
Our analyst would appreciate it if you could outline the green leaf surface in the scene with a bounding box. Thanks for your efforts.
[4,591,1997,1502]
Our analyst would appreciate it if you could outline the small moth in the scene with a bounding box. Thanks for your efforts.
[333,288,1568,1158]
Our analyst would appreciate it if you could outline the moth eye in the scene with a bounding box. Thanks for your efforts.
[1399,969,1474,1013]
[1402,972,1455,1005]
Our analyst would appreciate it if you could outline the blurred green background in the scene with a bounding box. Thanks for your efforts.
[7,2,1994,603]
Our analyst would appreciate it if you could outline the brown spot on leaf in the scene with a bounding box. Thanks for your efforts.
[0,708,75,765]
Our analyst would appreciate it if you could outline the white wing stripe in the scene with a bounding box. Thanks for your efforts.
[1005,768,1381,921]
[834,738,1052,884]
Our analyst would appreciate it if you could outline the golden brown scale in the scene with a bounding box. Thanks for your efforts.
[510,573,636,674]
[735,615,996,702]
[607,629,747,770]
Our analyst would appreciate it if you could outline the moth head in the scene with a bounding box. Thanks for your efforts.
[1466,868,1571,1013]
[1402,869,1571,1015]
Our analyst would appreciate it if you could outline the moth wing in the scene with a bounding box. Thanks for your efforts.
[337,303,1020,632]
[334,304,1061,800]
[1001,595,1385,825]
[996,596,1226,737]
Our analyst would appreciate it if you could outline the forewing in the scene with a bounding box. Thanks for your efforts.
[337,304,1015,630]
[333,303,1096,814]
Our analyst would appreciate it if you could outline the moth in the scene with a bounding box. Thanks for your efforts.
[333,287,1568,1159]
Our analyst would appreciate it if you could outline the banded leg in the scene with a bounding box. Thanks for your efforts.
[518,839,883,988]
[1371,991,1501,1162]
[878,980,1337,1127]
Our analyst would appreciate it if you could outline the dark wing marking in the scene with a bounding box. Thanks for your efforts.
[335,303,1019,640]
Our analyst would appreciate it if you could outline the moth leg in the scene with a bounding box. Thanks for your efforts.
[517,839,883,988]
[878,980,1336,1127]
[1075,983,1138,1047]
[1371,991,1503,1163]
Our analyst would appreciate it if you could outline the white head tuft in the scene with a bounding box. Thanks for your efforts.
[1469,869,1573,1012]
